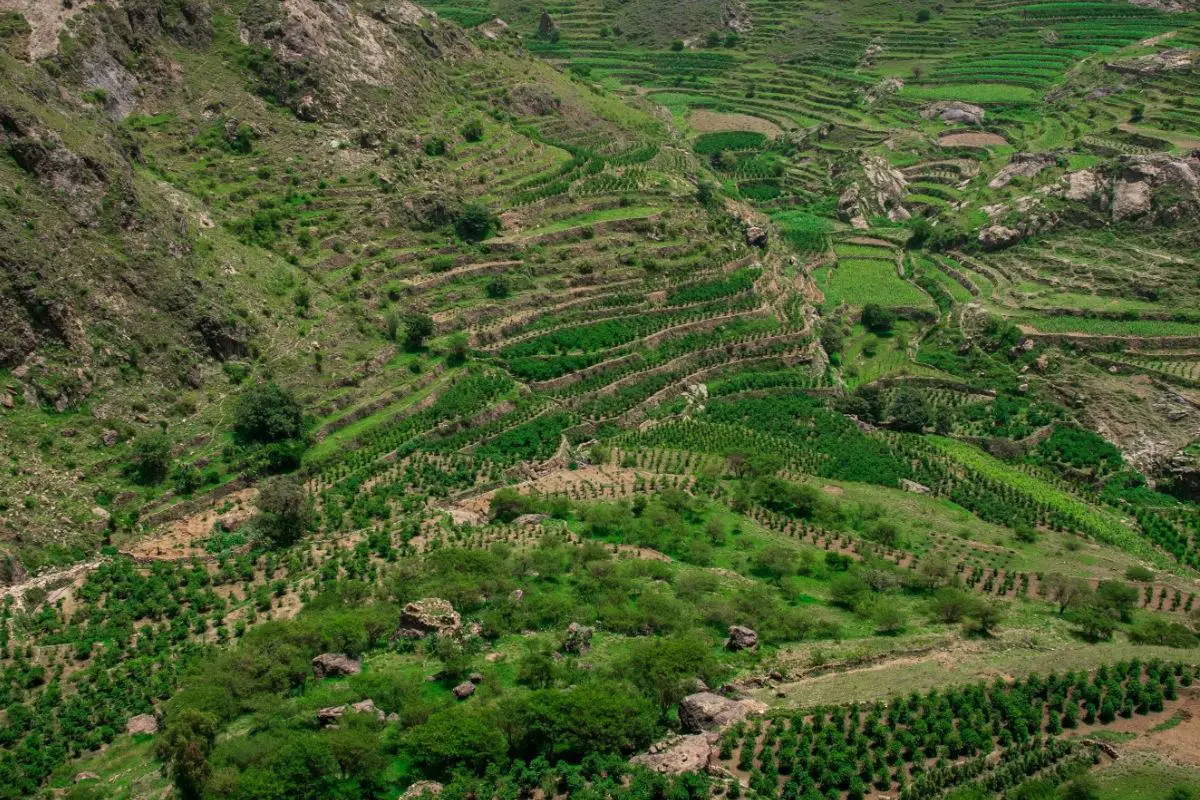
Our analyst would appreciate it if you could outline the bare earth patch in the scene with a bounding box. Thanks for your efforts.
[688,109,783,139]
[939,131,1008,148]
[127,487,259,560]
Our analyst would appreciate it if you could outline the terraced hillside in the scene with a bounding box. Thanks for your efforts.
[2,0,1200,798]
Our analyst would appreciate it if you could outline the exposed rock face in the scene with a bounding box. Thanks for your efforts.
[396,598,462,639]
[400,781,444,800]
[678,692,767,732]
[722,0,752,33]
[562,622,594,654]
[312,653,362,679]
[725,625,758,651]
[126,713,158,734]
[920,101,985,126]
[1112,153,1200,222]
[453,681,476,699]
[745,226,768,247]
[1106,48,1194,75]
[989,152,1058,189]
[978,225,1022,250]
[318,698,385,725]
[631,733,718,775]
[862,155,908,215]
[512,513,549,526]
[836,182,865,227]
[1062,169,1106,204]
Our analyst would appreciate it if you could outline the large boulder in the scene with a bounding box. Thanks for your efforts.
[678,692,767,732]
[920,101,985,126]
[126,714,158,735]
[745,226,768,248]
[631,733,717,775]
[312,653,362,679]
[396,598,462,639]
[1112,153,1200,222]
[561,622,594,654]
[401,782,444,800]
[978,225,1022,251]
[453,681,476,699]
[725,625,758,651]
[988,152,1058,189]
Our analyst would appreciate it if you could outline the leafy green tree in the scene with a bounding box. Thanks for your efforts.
[861,304,896,334]
[255,476,312,548]
[460,118,484,142]
[155,709,218,800]
[504,681,658,761]
[131,431,173,485]
[455,202,498,243]
[403,311,435,351]
[889,386,932,433]
[615,634,724,714]
[404,707,508,778]
[233,383,304,445]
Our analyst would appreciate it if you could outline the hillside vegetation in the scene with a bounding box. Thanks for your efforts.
[1,0,1200,798]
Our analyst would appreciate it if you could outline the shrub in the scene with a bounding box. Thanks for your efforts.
[455,202,498,243]
[861,304,896,334]
[254,476,312,548]
[130,432,173,485]
[233,383,305,446]
[461,118,484,142]
[402,311,435,351]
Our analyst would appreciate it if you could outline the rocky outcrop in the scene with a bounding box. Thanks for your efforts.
[678,692,767,732]
[721,0,752,33]
[561,622,594,654]
[978,225,1022,250]
[989,153,1059,189]
[1062,169,1106,204]
[400,781,444,800]
[745,226,768,248]
[725,625,758,651]
[1106,48,1194,76]
[395,598,462,639]
[631,733,719,775]
[920,101,985,126]
[318,698,386,726]
[1112,153,1200,222]
[312,653,362,679]
[126,713,158,734]
[836,156,909,229]
[453,681,476,699]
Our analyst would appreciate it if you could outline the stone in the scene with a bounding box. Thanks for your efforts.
[978,225,1022,251]
[485,651,505,662]
[453,681,476,699]
[724,625,758,651]
[101,429,119,446]
[745,226,768,247]
[395,598,461,639]
[900,479,931,494]
[74,772,100,783]
[126,713,158,734]
[511,513,549,526]
[312,652,362,679]
[1106,48,1194,76]
[400,781,444,800]
[0,393,12,409]
[318,705,347,726]
[989,152,1058,189]
[561,622,594,654]
[509,589,524,602]
[920,101,985,126]
[468,672,484,684]
[631,733,716,775]
[678,692,767,732]
[351,698,386,721]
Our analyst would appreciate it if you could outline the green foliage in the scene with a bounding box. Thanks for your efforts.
[130,431,173,485]
[692,131,767,155]
[402,311,435,351]
[455,202,498,243]
[233,383,305,446]
[254,475,312,548]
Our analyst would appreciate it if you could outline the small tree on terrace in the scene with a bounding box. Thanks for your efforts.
[455,202,498,243]
[233,383,304,445]
[403,311,435,351]
[255,475,312,548]
[131,431,173,485]
[861,303,896,334]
